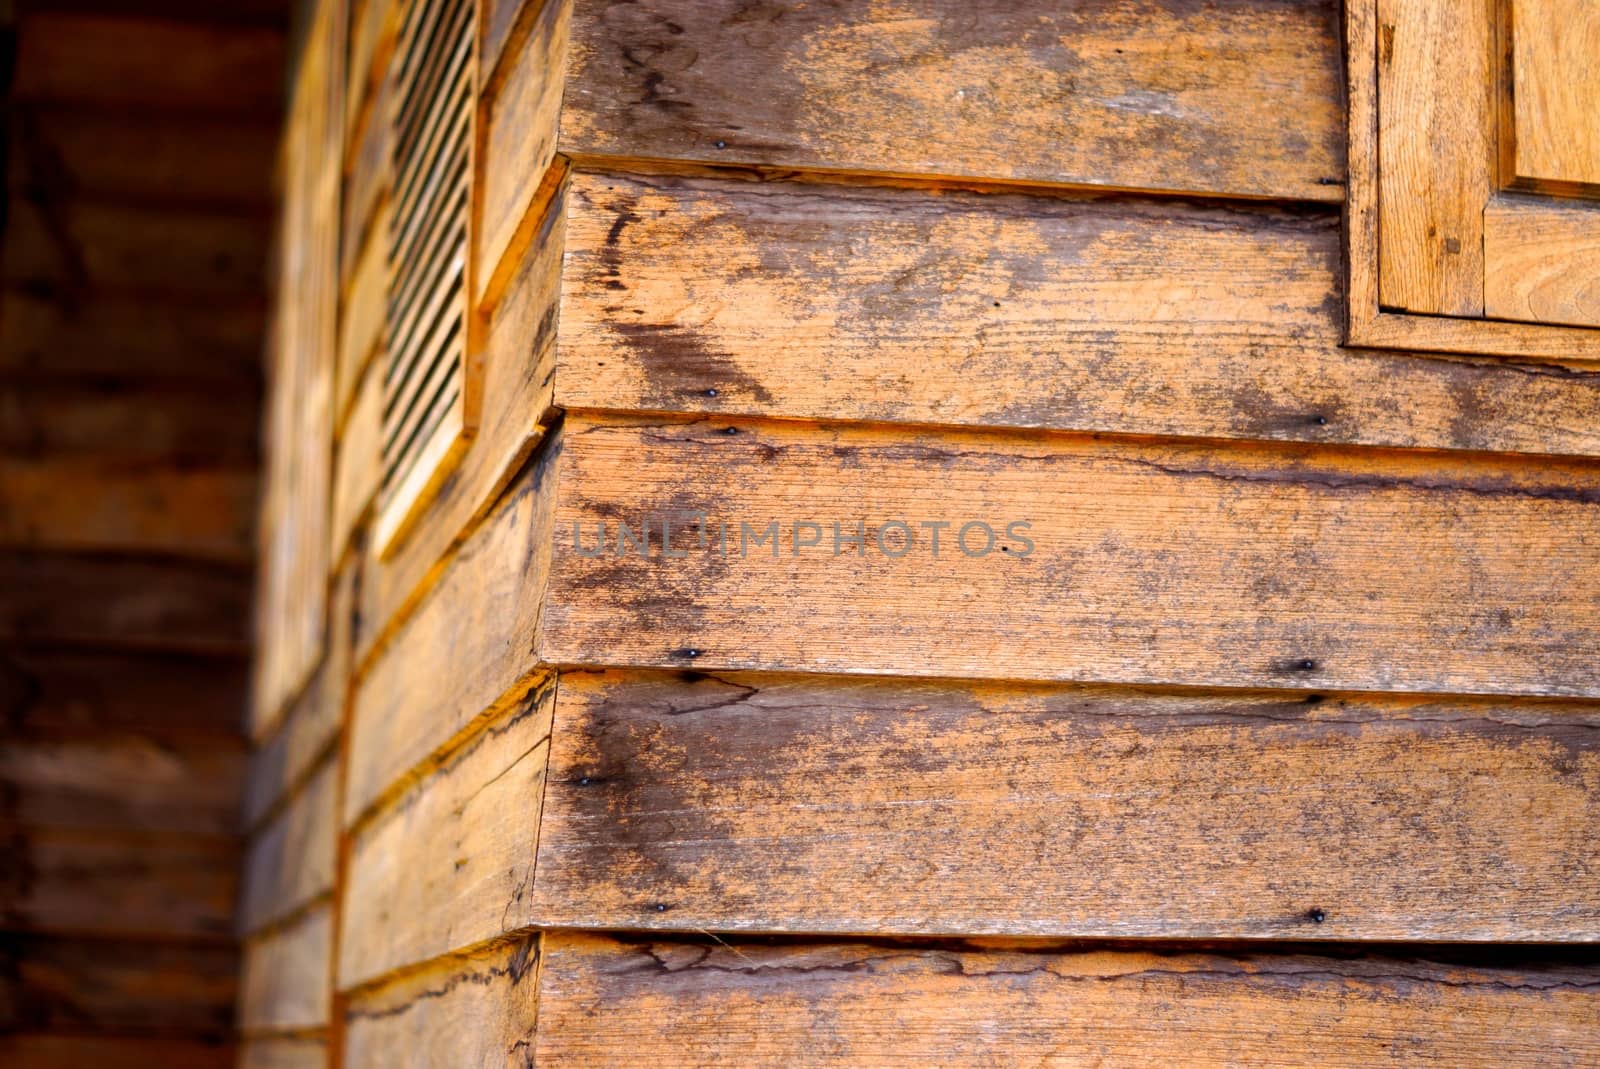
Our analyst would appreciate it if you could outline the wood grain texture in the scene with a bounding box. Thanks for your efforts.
[11,10,285,116]
[245,548,358,816]
[1484,197,1600,327]
[354,196,562,668]
[238,1036,327,1069]
[1,933,236,1035]
[238,904,333,1035]
[540,414,1600,697]
[0,456,255,558]
[561,0,1345,201]
[3,199,272,298]
[0,1034,233,1069]
[535,669,1600,940]
[535,932,1600,1067]
[0,380,260,461]
[1376,0,1493,315]
[0,552,252,651]
[342,936,539,1067]
[1,729,242,836]
[476,0,567,308]
[239,757,338,937]
[8,107,278,209]
[340,682,552,989]
[336,212,386,425]
[3,827,236,938]
[0,290,265,385]
[0,648,247,741]
[1507,0,1600,191]
[347,440,558,826]
[330,357,382,562]
[559,171,1600,456]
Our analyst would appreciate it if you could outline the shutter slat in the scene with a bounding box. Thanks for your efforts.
[379,0,475,543]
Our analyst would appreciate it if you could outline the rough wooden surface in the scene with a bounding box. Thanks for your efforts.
[1,933,236,1035]
[0,552,252,651]
[0,455,255,558]
[238,904,333,1035]
[237,1036,327,1069]
[0,648,247,741]
[238,758,338,937]
[534,669,1600,940]
[540,414,1600,697]
[557,171,1600,456]
[1,728,242,836]
[1506,0,1600,191]
[562,0,1345,201]
[0,1034,233,1069]
[353,205,562,668]
[342,936,540,1067]
[340,684,552,988]
[535,932,1600,1066]
[476,0,567,307]
[10,10,285,116]
[347,443,558,825]
[4,827,236,939]
[242,548,358,828]
[330,358,382,562]
[0,291,266,384]
[1484,197,1600,327]
[1376,0,1492,316]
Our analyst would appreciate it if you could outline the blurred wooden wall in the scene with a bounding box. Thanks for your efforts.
[0,2,286,1065]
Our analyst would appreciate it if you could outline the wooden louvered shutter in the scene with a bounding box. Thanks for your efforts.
[377,0,478,553]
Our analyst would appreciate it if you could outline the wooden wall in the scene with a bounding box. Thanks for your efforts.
[1,1,286,1065]
[243,0,1600,1064]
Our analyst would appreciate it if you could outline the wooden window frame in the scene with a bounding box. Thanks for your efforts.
[1343,0,1600,361]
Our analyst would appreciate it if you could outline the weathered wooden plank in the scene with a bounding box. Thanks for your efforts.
[238,1036,327,1069]
[1484,197,1600,328]
[12,11,285,116]
[539,414,1600,697]
[330,358,382,561]
[239,758,338,937]
[0,552,252,651]
[245,548,358,817]
[535,932,1600,1067]
[1506,0,1600,192]
[340,80,388,290]
[238,904,332,1035]
[340,683,552,989]
[353,195,562,669]
[335,215,386,425]
[0,456,255,559]
[0,730,243,836]
[1376,0,1493,315]
[347,439,558,825]
[237,1036,326,1069]
[1,933,236,1034]
[343,936,539,1067]
[8,106,278,209]
[0,1034,233,1069]
[3,827,236,939]
[4,199,272,298]
[0,290,265,385]
[556,172,1600,457]
[561,0,1344,201]
[476,0,567,307]
[535,669,1600,940]
[0,648,247,741]
[0,380,259,461]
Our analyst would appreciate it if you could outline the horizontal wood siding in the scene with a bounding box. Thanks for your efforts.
[534,932,1600,1066]
[560,0,1345,201]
